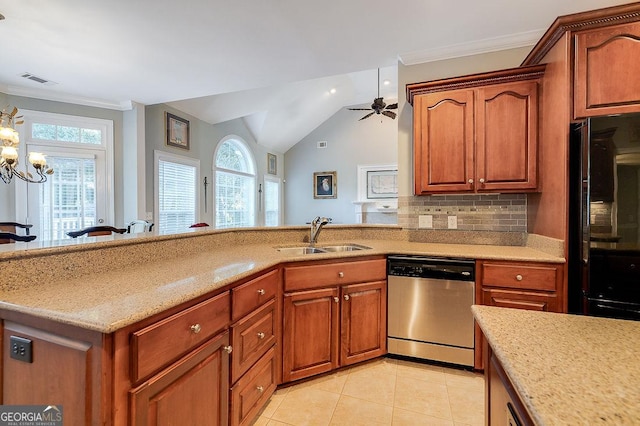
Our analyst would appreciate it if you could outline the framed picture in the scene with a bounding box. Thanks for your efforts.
[267,153,277,175]
[313,171,337,199]
[166,112,190,150]
[367,169,398,199]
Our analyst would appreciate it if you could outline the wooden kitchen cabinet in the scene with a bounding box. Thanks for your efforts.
[475,260,564,369]
[2,318,108,425]
[130,331,231,426]
[409,66,544,195]
[282,257,387,382]
[574,21,640,118]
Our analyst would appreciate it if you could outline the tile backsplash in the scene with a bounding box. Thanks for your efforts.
[398,194,527,232]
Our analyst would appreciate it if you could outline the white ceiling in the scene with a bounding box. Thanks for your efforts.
[0,0,632,153]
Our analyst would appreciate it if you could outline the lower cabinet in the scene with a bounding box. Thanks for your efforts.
[129,331,231,426]
[485,342,534,425]
[282,258,387,383]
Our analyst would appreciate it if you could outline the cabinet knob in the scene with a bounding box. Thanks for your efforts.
[479,178,485,184]
[223,345,233,354]
[338,272,344,278]
[190,324,202,334]
[344,294,350,301]
[256,385,264,393]
[516,274,523,281]
[333,297,339,303]
[468,179,474,184]
[257,332,265,339]
[257,288,266,296]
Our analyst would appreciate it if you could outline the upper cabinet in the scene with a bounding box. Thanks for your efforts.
[574,21,640,118]
[408,66,544,195]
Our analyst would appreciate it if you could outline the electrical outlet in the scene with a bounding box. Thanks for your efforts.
[10,336,33,363]
[418,215,433,229]
[447,215,458,229]
[145,212,153,221]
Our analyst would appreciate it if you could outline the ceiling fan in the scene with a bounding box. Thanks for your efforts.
[348,68,398,121]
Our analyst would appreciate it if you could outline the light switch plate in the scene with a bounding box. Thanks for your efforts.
[447,216,458,229]
[145,212,153,221]
[418,215,433,229]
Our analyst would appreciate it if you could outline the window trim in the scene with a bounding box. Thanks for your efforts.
[154,150,201,233]
[213,135,257,229]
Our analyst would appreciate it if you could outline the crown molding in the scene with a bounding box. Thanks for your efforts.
[0,84,133,111]
[399,29,545,66]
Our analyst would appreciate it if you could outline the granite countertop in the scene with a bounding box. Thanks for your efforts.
[0,238,563,334]
[472,305,640,425]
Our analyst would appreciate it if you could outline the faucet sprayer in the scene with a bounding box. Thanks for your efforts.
[310,216,332,245]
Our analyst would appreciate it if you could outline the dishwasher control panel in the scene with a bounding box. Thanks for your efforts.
[387,255,475,281]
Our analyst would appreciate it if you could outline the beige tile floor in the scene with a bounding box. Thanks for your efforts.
[252,357,485,426]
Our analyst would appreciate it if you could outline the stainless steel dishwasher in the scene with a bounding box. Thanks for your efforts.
[387,255,475,367]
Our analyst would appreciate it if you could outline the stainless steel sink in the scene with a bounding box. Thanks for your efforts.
[318,244,372,252]
[275,246,327,255]
[275,243,372,255]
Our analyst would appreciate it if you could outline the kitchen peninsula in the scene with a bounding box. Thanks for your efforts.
[0,225,563,425]
[473,305,640,425]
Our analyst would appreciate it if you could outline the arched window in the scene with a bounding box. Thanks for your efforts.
[214,137,256,228]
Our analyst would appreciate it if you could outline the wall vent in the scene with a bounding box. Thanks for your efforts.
[317,141,328,149]
[20,72,57,86]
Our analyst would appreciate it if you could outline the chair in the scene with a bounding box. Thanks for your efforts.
[0,222,33,235]
[0,232,37,244]
[0,222,36,244]
[127,220,154,234]
[66,226,127,238]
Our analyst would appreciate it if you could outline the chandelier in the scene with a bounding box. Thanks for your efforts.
[0,107,53,184]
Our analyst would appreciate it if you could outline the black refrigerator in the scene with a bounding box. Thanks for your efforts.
[568,114,640,320]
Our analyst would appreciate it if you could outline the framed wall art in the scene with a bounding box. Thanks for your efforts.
[367,169,398,199]
[166,112,190,150]
[313,171,337,199]
[267,153,277,175]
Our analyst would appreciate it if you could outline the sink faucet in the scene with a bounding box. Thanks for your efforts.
[310,216,332,245]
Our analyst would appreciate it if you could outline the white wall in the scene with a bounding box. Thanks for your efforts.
[284,105,398,225]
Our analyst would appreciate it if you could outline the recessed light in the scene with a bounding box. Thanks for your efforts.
[383,80,390,86]
[329,88,337,94]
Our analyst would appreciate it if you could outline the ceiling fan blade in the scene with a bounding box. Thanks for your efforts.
[385,103,398,110]
[348,108,373,111]
[381,110,397,119]
[359,112,375,121]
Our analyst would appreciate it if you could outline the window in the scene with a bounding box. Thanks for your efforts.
[264,176,281,226]
[155,151,200,234]
[15,110,114,241]
[214,137,256,228]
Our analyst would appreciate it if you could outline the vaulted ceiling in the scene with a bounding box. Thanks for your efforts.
[0,0,631,152]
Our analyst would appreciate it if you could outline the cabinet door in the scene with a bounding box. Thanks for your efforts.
[340,281,387,366]
[476,80,538,192]
[283,287,339,382]
[574,21,640,118]
[413,90,475,194]
[130,331,230,426]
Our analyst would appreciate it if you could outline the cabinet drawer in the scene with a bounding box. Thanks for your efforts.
[232,269,279,321]
[284,258,386,291]
[231,347,277,426]
[231,299,277,383]
[482,288,559,312]
[131,291,230,382]
[481,262,559,291]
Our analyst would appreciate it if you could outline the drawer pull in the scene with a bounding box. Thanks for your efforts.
[516,274,523,281]
[190,324,202,334]
[257,288,266,296]
[256,385,264,393]
[223,345,233,354]
[257,332,265,339]
[333,297,339,303]
[338,272,344,278]
[344,294,350,301]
